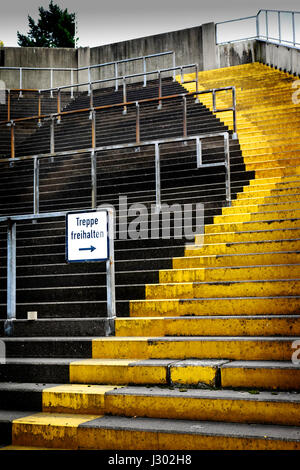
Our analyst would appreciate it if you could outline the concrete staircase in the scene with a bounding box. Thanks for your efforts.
[1,63,300,450]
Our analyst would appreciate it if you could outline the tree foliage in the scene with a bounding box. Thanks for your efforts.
[17,1,77,48]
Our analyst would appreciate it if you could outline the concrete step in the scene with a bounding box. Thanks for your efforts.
[1,410,300,450]
[1,383,300,426]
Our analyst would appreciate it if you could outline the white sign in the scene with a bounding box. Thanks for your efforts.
[66,210,109,262]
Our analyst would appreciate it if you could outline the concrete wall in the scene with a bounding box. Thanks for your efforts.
[0,23,219,90]
[217,40,257,68]
[256,41,300,76]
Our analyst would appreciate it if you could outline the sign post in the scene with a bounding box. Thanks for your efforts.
[66,207,115,334]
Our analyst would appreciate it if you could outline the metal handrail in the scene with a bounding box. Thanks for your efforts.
[0,132,231,217]
[216,9,300,49]
[1,63,199,123]
[0,51,176,97]
[0,85,237,160]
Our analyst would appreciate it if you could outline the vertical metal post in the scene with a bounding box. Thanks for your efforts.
[88,67,91,95]
[182,95,187,138]
[278,11,281,43]
[50,69,53,98]
[180,66,184,84]
[266,10,269,41]
[195,64,199,103]
[232,86,237,139]
[71,69,74,99]
[143,57,147,87]
[136,102,140,144]
[196,137,202,168]
[172,52,176,81]
[91,150,97,209]
[106,207,116,333]
[7,90,10,121]
[33,157,40,215]
[292,12,296,47]
[256,12,260,39]
[91,109,96,149]
[90,82,94,109]
[57,88,61,124]
[224,132,231,206]
[38,91,42,127]
[50,116,55,154]
[115,62,118,92]
[212,89,216,112]
[122,77,127,115]
[6,219,16,329]
[19,68,23,97]
[10,121,15,159]
[155,142,161,212]
[157,71,162,110]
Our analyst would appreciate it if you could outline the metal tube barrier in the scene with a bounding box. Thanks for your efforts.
[0,51,176,98]
[216,9,300,48]
[0,133,231,216]
[0,208,116,336]
[1,86,238,160]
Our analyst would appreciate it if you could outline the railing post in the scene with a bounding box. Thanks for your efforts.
[224,132,231,206]
[7,90,10,122]
[33,156,40,215]
[182,95,187,138]
[278,11,281,43]
[122,76,127,115]
[91,149,97,209]
[292,12,296,47]
[143,57,147,87]
[57,88,61,124]
[195,65,199,103]
[256,12,260,39]
[180,66,184,84]
[106,207,116,332]
[232,86,237,139]
[136,102,140,144]
[89,82,94,109]
[50,69,53,98]
[157,71,162,110]
[38,91,42,127]
[115,62,118,91]
[10,120,15,159]
[91,109,96,149]
[196,137,202,168]
[212,89,216,112]
[50,115,55,154]
[6,218,16,335]
[155,142,161,212]
[19,68,23,97]
[88,67,91,96]
[172,52,176,81]
[71,69,74,99]
[266,10,269,41]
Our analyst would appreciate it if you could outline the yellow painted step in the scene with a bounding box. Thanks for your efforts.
[92,336,297,361]
[184,239,300,257]
[42,384,121,414]
[69,358,224,387]
[221,361,300,391]
[213,208,300,225]
[12,413,100,449]
[173,252,300,269]
[145,279,300,300]
[115,315,300,337]
[223,201,300,215]
[69,358,170,385]
[196,228,300,245]
[12,411,300,450]
[104,387,300,426]
[159,264,300,283]
[129,296,300,317]
[234,193,300,205]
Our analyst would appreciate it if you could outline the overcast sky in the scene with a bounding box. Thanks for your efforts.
[0,0,300,48]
